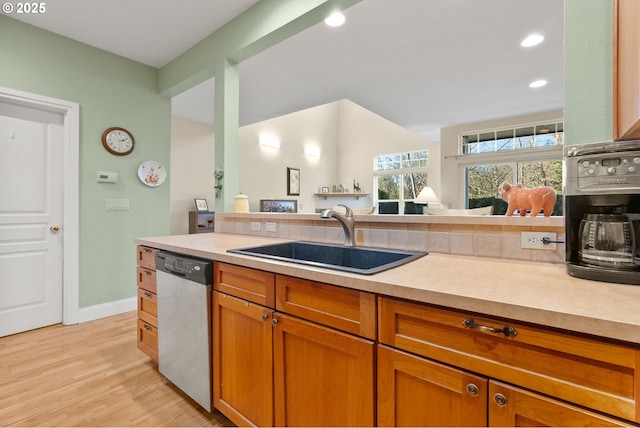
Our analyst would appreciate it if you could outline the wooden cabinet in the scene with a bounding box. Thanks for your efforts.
[377,344,626,427]
[212,291,274,427]
[189,211,215,234]
[272,313,374,426]
[212,263,376,427]
[212,263,275,427]
[489,381,628,427]
[378,344,487,427]
[378,297,639,425]
[613,0,640,140]
[136,245,158,362]
[272,275,376,426]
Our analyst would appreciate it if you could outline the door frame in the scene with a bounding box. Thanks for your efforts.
[0,86,80,325]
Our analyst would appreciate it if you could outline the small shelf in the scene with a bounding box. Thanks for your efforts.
[314,193,369,200]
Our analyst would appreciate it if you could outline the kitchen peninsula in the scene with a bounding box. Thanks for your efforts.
[136,224,640,426]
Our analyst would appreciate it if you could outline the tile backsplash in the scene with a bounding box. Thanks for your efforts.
[215,214,565,264]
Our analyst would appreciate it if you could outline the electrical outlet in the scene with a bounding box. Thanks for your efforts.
[251,222,261,231]
[105,198,130,211]
[265,222,277,232]
[521,231,557,250]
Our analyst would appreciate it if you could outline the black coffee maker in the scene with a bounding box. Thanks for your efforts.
[565,140,640,285]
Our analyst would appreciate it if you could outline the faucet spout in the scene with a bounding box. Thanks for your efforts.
[320,204,356,247]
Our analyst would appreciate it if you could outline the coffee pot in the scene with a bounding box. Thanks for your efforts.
[578,214,640,270]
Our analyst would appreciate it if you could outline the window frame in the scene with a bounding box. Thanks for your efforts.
[373,150,428,214]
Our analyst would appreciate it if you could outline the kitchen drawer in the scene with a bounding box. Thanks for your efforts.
[136,245,158,270]
[137,266,156,293]
[378,297,640,423]
[137,319,158,362]
[137,288,157,327]
[276,275,376,339]
[214,263,275,308]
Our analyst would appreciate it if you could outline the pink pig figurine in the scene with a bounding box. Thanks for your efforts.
[498,182,557,217]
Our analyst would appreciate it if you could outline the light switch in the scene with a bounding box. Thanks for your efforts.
[96,171,118,183]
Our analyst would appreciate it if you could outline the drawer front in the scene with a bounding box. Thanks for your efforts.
[137,245,158,270]
[137,288,157,327]
[276,275,376,339]
[137,319,158,362]
[214,263,275,308]
[378,297,640,422]
[137,266,156,293]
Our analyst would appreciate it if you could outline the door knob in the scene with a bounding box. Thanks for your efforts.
[50,225,60,232]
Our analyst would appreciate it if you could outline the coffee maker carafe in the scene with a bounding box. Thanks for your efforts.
[565,140,640,285]
[578,213,638,269]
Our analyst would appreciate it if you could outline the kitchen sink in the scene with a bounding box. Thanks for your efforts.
[228,241,427,275]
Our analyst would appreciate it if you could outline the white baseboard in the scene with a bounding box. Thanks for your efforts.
[77,297,137,323]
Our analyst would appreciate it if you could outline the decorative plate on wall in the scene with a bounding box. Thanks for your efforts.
[137,160,166,187]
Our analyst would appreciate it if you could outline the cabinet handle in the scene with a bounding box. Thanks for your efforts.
[144,270,152,276]
[143,248,153,253]
[144,291,153,298]
[144,324,153,331]
[272,318,279,326]
[466,383,479,396]
[462,318,518,338]
[262,314,269,321]
[493,393,507,407]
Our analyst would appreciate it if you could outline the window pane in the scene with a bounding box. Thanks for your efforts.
[460,122,563,155]
[375,154,401,171]
[517,160,563,190]
[403,201,423,215]
[402,151,428,168]
[378,201,398,214]
[467,164,513,199]
[403,172,428,200]
[377,174,399,200]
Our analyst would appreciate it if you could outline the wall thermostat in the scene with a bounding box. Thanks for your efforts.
[96,171,118,183]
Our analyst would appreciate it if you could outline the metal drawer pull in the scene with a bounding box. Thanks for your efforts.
[144,291,153,298]
[144,270,152,276]
[494,393,507,407]
[143,248,153,253]
[144,324,153,331]
[462,318,518,338]
[466,383,479,396]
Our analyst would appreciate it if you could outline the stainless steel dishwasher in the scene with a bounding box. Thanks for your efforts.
[155,251,213,412]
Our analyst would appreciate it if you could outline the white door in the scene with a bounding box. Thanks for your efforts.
[0,104,64,337]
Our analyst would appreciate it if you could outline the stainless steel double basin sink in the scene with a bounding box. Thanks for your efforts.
[228,241,427,275]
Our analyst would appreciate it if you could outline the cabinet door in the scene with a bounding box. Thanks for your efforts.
[378,345,487,427]
[614,0,640,140]
[212,291,274,427]
[273,313,374,427]
[489,381,629,427]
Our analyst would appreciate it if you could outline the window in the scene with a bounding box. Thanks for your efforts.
[374,150,428,214]
[460,120,564,215]
[461,122,563,155]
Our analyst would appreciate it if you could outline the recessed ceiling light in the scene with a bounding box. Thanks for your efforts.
[324,12,345,27]
[521,34,544,47]
[529,79,548,88]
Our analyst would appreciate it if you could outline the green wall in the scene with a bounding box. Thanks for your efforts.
[564,0,613,145]
[0,15,171,307]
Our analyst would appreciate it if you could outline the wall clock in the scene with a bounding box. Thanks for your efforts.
[102,127,135,156]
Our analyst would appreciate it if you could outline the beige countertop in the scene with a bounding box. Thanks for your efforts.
[135,232,640,344]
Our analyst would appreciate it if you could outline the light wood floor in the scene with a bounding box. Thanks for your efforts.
[0,311,233,427]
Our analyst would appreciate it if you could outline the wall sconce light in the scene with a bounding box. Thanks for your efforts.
[259,135,280,150]
[304,146,320,158]
[414,186,439,206]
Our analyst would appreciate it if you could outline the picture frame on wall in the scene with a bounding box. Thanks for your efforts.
[287,167,300,196]
[194,198,209,212]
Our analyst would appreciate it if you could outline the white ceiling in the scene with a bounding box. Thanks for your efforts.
[8,0,564,142]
